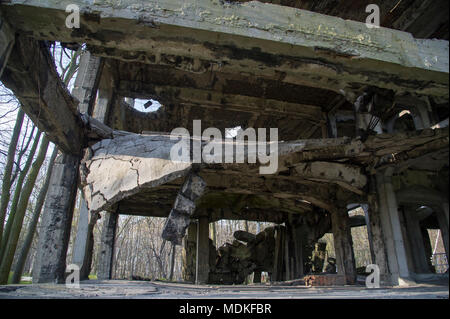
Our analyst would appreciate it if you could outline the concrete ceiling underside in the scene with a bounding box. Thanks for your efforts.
[109,59,352,140]
[0,1,448,222]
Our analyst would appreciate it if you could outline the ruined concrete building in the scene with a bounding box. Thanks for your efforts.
[0,0,448,287]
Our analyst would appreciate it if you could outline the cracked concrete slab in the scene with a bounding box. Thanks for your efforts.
[0,280,447,299]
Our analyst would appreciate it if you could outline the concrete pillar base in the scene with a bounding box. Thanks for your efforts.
[195,216,210,285]
[32,153,79,284]
[97,212,118,280]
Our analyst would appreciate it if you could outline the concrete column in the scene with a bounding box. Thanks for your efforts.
[31,50,101,283]
[97,212,118,280]
[0,15,14,78]
[71,54,108,280]
[182,222,197,283]
[385,179,413,282]
[331,208,356,284]
[71,197,89,271]
[398,207,416,274]
[442,203,449,225]
[287,216,303,278]
[72,196,100,280]
[93,60,116,123]
[440,202,449,262]
[196,216,210,284]
[361,204,375,263]
[33,154,80,283]
[327,112,337,138]
[404,209,430,273]
[253,271,262,283]
[363,199,390,282]
[415,103,431,128]
[71,52,103,115]
[436,207,450,263]
[376,172,412,285]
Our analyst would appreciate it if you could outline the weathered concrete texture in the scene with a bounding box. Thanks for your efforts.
[363,199,390,284]
[376,172,413,286]
[71,198,90,272]
[293,162,366,195]
[93,60,116,124]
[435,207,450,264]
[331,209,356,285]
[72,197,101,280]
[196,216,210,284]
[0,15,14,78]
[71,52,104,115]
[33,153,80,284]
[182,223,197,283]
[2,0,448,99]
[81,128,448,219]
[80,133,193,214]
[71,52,112,280]
[211,0,450,41]
[0,280,447,299]
[97,212,118,280]
[162,174,207,245]
[0,35,84,155]
[404,209,431,274]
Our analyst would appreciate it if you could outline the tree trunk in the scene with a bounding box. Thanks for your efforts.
[0,108,25,247]
[11,146,58,284]
[0,130,41,262]
[0,135,50,284]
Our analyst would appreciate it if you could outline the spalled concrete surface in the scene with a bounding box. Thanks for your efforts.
[0,280,447,299]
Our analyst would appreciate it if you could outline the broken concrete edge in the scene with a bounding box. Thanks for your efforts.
[162,173,207,245]
[3,0,449,74]
[80,127,449,215]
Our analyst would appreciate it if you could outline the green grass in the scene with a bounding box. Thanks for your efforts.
[6,272,32,285]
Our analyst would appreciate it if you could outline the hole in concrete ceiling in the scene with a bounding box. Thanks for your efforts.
[225,126,242,138]
[127,98,162,113]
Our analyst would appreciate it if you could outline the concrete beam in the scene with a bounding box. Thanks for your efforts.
[0,35,84,155]
[80,128,448,217]
[292,162,367,195]
[118,81,324,123]
[2,0,448,98]
[0,14,14,78]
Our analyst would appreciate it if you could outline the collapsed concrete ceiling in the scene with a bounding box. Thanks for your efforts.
[0,0,448,221]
